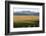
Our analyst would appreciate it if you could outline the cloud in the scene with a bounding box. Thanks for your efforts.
[13,8,39,13]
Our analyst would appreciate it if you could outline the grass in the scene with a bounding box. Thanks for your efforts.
[13,16,39,28]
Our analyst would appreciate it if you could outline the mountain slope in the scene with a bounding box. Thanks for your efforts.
[14,11,39,16]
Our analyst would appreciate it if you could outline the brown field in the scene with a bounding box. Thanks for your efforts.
[13,16,39,27]
[13,16,39,22]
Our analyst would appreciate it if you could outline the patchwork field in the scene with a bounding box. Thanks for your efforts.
[13,16,39,28]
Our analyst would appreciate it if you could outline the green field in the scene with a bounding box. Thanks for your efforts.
[13,16,39,28]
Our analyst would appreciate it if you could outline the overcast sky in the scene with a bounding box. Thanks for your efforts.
[13,8,39,13]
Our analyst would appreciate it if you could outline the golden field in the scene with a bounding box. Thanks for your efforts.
[13,16,39,27]
[13,16,39,22]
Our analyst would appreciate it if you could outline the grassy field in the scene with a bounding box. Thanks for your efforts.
[13,16,39,28]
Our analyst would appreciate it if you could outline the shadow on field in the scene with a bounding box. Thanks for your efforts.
[13,20,39,28]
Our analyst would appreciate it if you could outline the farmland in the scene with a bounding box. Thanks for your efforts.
[13,16,39,28]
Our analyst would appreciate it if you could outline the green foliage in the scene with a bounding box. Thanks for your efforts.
[13,20,39,28]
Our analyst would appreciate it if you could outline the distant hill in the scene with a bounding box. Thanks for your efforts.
[14,11,39,16]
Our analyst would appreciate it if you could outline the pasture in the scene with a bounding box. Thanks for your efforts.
[13,16,39,28]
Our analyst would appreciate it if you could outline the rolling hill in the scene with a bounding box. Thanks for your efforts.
[14,11,39,16]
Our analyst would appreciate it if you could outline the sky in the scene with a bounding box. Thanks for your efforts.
[13,8,39,13]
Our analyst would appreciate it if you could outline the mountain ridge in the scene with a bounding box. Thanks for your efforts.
[14,11,39,16]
